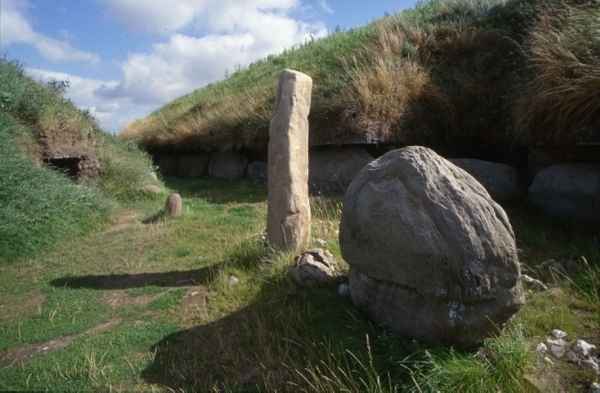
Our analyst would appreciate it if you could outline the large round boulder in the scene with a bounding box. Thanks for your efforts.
[340,146,524,348]
[208,152,248,180]
[450,158,521,202]
[529,164,600,222]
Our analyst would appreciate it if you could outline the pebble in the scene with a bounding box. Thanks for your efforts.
[590,382,600,393]
[536,342,548,354]
[228,275,240,287]
[546,337,568,358]
[551,329,568,340]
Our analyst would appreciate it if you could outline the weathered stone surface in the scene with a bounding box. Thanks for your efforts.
[310,147,374,193]
[450,158,521,201]
[340,146,524,348]
[247,161,267,183]
[165,193,183,217]
[208,152,248,180]
[178,154,209,178]
[529,164,600,222]
[267,69,312,251]
[290,249,338,287]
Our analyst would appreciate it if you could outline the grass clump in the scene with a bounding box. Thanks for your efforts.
[407,325,532,393]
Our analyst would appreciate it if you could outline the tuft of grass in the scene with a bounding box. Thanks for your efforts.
[514,2,600,147]
[407,325,532,393]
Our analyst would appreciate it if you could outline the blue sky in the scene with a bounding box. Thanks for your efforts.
[1,0,414,132]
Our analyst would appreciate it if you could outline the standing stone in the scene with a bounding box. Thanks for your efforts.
[340,146,524,348]
[267,70,312,251]
[165,193,183,217]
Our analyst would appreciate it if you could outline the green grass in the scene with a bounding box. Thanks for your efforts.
[0,58,164,262]
[0,178,597,392]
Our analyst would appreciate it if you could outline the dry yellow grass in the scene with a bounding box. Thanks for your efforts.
[514,4,600,146]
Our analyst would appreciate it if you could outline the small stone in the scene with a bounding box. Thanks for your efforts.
[546,337,568,358]
[590,382,600,393]
[338,282,350,298]
[228,275,240,287]
[142,184,162,195]
[315,238,327,247]
[165,193,183,217]
[574,340,597,358]
[544,356,555,366]
[522,274,549,291]
[582,357,600,375]
[290,249,338,287]
[551,329,568,340]
[536,342,548,354]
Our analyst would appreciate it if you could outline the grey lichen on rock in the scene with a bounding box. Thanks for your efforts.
[340,146,524,348]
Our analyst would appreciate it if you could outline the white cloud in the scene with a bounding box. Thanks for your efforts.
[318,0,334,14]
[99,0,327,109]
[26,68,152,132]
[0,0,100,63]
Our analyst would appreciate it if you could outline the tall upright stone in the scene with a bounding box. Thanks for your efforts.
[267,70,313,251]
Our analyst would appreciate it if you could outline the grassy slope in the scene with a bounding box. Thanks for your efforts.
[123,0,600,156]
[0,59,163,263]
[0,179,597,392]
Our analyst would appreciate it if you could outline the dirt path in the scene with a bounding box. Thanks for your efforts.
[0,319,121,368]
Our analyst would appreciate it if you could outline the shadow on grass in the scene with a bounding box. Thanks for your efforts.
[50,266,217,289]
[140,281,419,392]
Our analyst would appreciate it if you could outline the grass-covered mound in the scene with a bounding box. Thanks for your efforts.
[0,59,163,262]
[122,0,600,158]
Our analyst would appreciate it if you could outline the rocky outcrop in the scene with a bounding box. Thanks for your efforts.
[340,146,524,348]
[309,147,374,193]
[450,158,521,201]
[529,164,600,222]
[289,249,338,287]
[267,69,312,252]
[208,152,248,180]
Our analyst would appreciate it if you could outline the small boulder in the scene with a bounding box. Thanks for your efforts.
[142,184,162,195]
[309,147,374,193]
[290,249,338,287]
[450,159,521,201]
[165,193,183,217]
[340,146,524,348]
[209,152,248,180]
[529,164,600,222]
